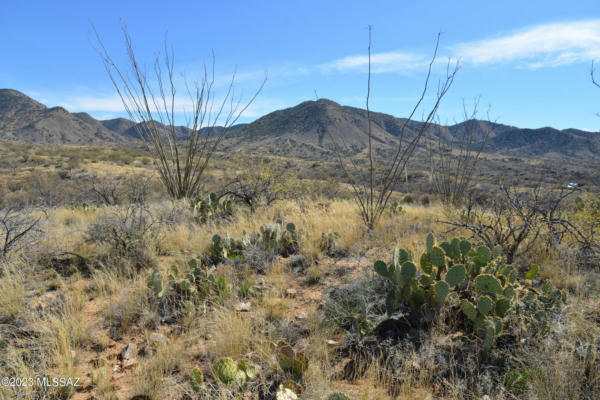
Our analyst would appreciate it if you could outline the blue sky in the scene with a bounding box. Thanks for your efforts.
[1,0,600,130]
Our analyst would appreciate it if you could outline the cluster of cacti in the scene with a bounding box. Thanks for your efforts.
[259,219,298,253]
[209,233,245,264]
[213,357,257,386]
[207,219,300,264]
[319,232,340,256]
[374,234,566,349]
[191,192,234,224]
[276,339,308,380]
[389,200,404,215]
[146,258,229,303]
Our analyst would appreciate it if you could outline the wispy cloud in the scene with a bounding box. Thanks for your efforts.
[44,91,287,122]
[58,96,125,113]
[452,19,600,67]
[319,51,429,74]
[236,97,292,119]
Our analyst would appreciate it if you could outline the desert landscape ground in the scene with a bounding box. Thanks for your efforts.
[2,4,600,399]
[0,83,600,400]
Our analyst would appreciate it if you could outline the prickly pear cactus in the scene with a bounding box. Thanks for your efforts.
[276,340,308,380]
[327,394,351,400]
[189,367,204,392]
[213,357,239,384]
[237,359,258,380]
[147,269,164,298]
[192,193,234,224]
[374,234,567,350]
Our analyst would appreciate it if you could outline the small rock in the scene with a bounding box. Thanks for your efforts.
[295,312,308,320]
[285,288,297,298]
[112,364,121,373]
[276,385,298,400]
[118,343,136,361]
[326,339,338,346]
[235,302,251,312]
[123,358,138,369]
[149,333,166,343]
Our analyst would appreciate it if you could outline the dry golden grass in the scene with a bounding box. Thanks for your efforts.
[0,264,26,321]
[2,161,599,400]
[131,340,185,399]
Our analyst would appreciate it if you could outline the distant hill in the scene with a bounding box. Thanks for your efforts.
[0,89,125,143]
[1,89,598,160]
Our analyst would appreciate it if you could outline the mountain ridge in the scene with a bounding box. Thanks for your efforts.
[0,89,598,159]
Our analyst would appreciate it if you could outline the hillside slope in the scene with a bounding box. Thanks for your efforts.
[1,89,598,159]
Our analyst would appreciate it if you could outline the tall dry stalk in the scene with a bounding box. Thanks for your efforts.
[94,25,266,199]
[330,27,459,229]
[429,98,491,206]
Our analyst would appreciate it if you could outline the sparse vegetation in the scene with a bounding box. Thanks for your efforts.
[0,31,598,400]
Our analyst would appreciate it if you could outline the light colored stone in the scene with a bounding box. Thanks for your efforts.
[235,302,251,312]
[276,385,298,400]
[295,312,308,320]
[123,358,138,369]
[119,343,136,360]
[149,333,167,343]
[285,288,297,298]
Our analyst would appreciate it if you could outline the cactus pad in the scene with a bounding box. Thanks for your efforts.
[426,233,434,252]
[526,265,539,280]
[429,246,446,268]
[461,300,478,321]
[433,280,449,302]
[445,264,466,287]
[147,269,164,298]
[327,394,351,400]
[190,367,204,392]
[477,295,494,315]
[214,357,238,384]
[399,262,417,284]
[495,298,511,317]
[474,274,504,295]
[459,239,471,256]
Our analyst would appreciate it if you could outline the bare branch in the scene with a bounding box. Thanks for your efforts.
[92,24,266,199]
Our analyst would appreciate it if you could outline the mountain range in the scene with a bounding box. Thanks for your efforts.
[1,88,599,160]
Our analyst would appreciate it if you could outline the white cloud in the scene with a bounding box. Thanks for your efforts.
[58,96,126,112]
[319,51,429,73]
[237,97,291,119]
[44,91,287,123]
[452,19,600,67]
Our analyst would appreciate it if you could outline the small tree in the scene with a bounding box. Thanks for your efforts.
[0,207,42,258]
[442,184,582,264]
[329,27,459,229]
[221,160,286,212]
[94,25,266,199]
